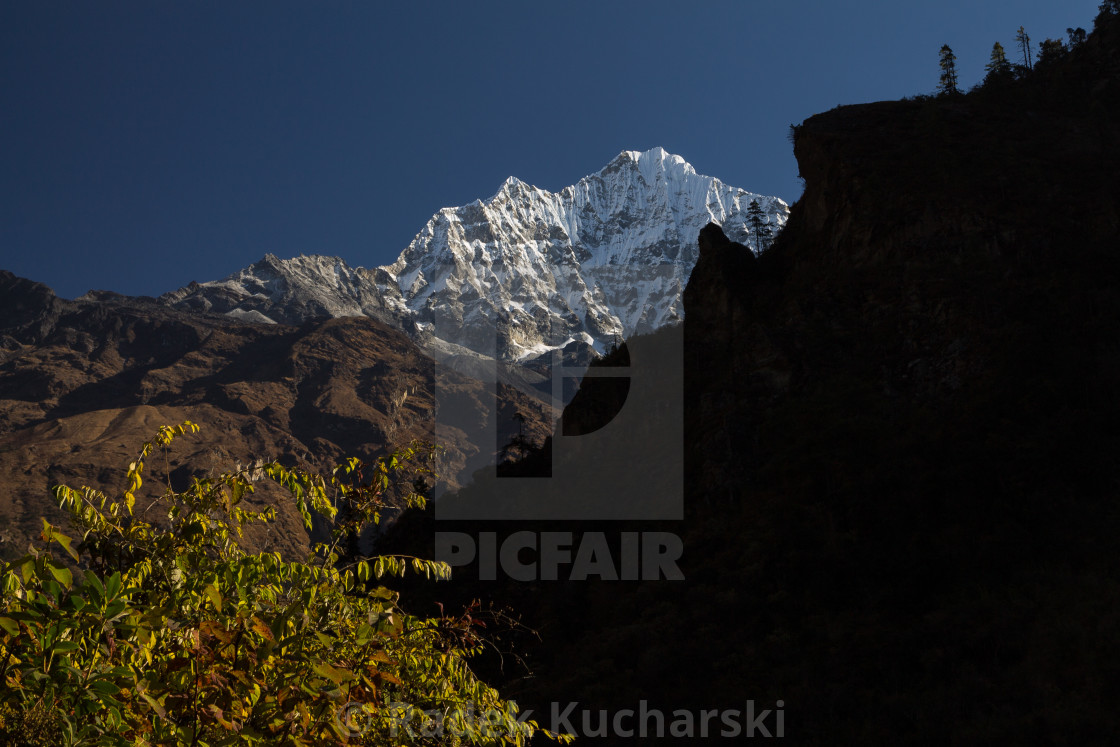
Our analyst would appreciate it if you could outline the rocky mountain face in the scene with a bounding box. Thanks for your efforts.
[0,272,551,562]
[161,147,787,362]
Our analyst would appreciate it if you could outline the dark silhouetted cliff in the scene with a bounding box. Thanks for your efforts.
[432,10,1120,744]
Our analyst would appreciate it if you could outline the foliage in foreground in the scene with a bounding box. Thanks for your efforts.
[0,422,567,746]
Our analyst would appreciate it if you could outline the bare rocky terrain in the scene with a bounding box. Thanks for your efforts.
[0,271,551,561]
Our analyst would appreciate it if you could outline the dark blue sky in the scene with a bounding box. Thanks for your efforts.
[2,0,1102,299]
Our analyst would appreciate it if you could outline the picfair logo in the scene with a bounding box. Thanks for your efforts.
[429,277,685,581]
[431,305,683,521]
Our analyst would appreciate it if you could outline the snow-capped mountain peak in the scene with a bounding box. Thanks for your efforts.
[375,147,787,360]
[162,148,788,362]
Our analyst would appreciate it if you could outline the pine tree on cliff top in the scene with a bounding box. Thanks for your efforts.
[985,41,1012,82]
[938,44,959,95]
[746,199,770,254]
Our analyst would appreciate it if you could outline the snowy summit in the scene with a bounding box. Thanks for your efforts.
[162,148,788,362]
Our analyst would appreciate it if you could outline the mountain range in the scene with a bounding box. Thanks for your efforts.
[0,147,783,561]
[160,147,787,363]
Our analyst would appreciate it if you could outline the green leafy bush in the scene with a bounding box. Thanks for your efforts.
[0,422,567,746]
